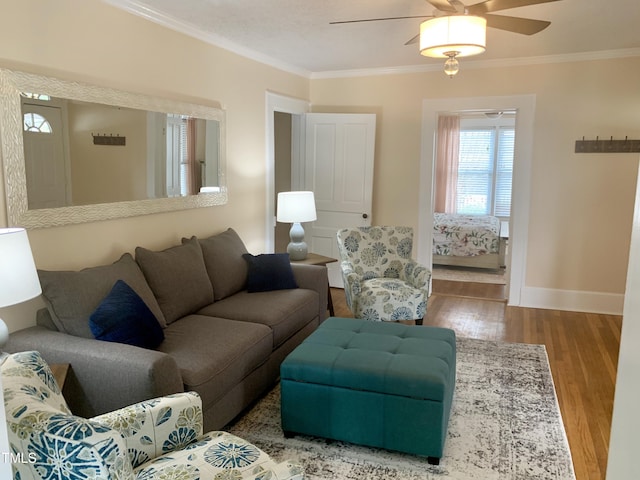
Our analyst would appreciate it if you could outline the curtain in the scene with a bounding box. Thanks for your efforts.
[186,117,201,195]
[434,115,460,213]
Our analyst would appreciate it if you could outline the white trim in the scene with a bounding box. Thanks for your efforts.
[102,0,311,78]
[102,1,640,80]
[520,287,625,315]
[312,48,640,79]
[265,92,310,253]
[418,95,536,307]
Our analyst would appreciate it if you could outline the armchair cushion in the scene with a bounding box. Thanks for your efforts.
[89,279,164,349]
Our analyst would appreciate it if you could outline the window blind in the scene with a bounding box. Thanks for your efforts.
[456,126,514,217]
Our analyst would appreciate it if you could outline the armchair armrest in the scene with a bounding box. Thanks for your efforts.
[291,263,329,322]
[6,326,184,418]
[339,261,362,310]
[402,259,431,292]
[93,391,203,467]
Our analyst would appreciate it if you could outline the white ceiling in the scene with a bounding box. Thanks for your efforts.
[105,0,640,77]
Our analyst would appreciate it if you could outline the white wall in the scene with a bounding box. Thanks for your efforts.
[607,159,640,479]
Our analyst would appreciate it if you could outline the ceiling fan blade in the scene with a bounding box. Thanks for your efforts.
[405,33,421,46]
[468,0,561,15]
[484,13,551,35]
[425,0,458,12]
[330,15,431,25]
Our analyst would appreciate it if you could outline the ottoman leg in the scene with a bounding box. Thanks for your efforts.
[427,456,440,465]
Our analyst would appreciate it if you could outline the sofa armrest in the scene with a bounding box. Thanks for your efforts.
[93,391,203,467]
[291,263,328,322]
[6,326,184,418]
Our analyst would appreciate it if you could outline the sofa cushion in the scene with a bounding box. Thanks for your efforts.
[197,288,319,348]
[39,253,166,338]
[136,237,214,325]
[89,280,164,349]
[242,253,298,293]
[158,315,272,406]
[190,228,249,301]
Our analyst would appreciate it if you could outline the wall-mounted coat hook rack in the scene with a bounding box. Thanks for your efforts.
[92,133,126,146]
[575,136,640,154]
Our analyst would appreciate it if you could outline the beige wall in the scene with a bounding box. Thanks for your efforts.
[0,0,308,331]
[310,57,640,299]
[0,0,638,331]
[68,102,148,205]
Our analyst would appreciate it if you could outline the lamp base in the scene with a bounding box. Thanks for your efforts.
[287,222,308,261]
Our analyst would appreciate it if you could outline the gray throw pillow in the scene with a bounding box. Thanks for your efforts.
[135,237,214,324]
[187,228,249,301]
[39,253,166,338]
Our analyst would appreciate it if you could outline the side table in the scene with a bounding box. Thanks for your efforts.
[50,363,70,390]
[291,252,337,316]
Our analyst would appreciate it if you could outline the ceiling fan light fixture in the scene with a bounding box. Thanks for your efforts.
[419,15,487,58]
[443,53,460,77]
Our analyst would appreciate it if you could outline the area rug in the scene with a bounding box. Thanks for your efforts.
[227,337,576,480]
[432,265,507,285]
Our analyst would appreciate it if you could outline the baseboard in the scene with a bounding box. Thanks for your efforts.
[517,286,624,315]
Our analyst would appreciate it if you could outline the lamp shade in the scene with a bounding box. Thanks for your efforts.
[420,15,486,58]
[0,228,41,308]
[277,191,317,223]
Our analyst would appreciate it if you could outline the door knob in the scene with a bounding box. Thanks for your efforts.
[362,213,368,219]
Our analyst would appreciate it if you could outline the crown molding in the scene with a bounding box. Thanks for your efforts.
[102,2,640,81]
[102,0,312,78]
[311,47,640,79]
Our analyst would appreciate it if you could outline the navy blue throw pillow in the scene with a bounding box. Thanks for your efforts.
[242,253,298,293]
[89,280,164,349]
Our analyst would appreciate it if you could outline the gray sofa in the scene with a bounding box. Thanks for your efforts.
[7,228,328,431]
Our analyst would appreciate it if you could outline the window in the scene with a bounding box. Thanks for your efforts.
[456,118,514,217]
[23,112,52,133]
[166,114,189,197]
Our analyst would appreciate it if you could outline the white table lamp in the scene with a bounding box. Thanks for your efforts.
[0,228,41,476]
[0,228,42,355]
[277,191,317,260]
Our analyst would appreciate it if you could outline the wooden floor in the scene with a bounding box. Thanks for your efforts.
[329,280,621,480]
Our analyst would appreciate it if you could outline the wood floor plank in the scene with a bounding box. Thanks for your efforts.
[329,283,621,480]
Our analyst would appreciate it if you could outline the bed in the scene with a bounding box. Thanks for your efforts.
[432,213,506,270]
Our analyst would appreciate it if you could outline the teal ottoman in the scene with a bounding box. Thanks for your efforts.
[280,317,456,465]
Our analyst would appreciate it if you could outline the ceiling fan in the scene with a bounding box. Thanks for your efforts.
[331,0,561,76]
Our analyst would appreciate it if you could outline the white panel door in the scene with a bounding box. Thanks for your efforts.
[304,113,376,287]
[22,104,69,209]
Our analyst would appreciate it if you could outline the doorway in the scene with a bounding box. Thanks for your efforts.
[418,95,536,307]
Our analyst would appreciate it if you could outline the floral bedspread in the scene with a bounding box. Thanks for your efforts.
[433,213,500,257]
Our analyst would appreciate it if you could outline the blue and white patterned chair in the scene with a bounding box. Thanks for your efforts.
[337,226,431,324]
[2,351,304,480]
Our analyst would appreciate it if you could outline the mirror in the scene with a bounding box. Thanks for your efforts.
[0,69,227,228]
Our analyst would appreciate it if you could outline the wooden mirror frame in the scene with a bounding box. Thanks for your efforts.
[0,69,227,229]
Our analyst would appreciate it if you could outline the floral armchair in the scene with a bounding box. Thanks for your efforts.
[336,226,431,324]
[2,351,304,480]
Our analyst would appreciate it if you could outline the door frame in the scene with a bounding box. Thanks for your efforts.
[265,91,310,253]
[418,94,536,306]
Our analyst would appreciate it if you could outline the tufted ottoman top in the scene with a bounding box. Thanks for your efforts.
[281,317,456,402]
